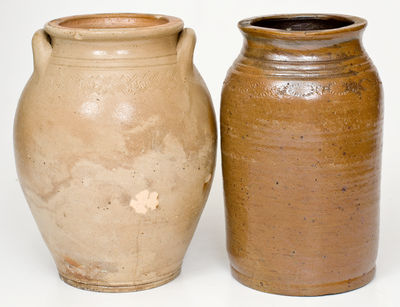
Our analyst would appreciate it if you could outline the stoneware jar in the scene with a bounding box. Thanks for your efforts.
[14,13,216,292]
[221,14,383,296]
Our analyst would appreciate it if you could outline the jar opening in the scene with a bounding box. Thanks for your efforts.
[251,17,354,31]
[239,14,366,40]
[45,13,183,40]
[59,15,169,29]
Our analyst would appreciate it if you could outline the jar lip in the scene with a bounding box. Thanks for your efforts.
[45,13,184,40]
[238,14,367,39]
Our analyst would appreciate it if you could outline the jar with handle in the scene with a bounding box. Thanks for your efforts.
[14,13,217,292]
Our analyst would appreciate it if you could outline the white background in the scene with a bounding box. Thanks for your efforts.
[1,0,399,306]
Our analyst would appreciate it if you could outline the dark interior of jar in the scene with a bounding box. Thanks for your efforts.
[251,17,354,31]
[59,16,168,29]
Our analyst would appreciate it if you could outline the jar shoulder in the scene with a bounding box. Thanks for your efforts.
[16,64,215,128]
[14,64,217,164]
[220,63,383,134]
[222,61,382,107]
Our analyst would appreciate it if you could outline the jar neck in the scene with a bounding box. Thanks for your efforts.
[49,34,179,61]
[242,32,365,63]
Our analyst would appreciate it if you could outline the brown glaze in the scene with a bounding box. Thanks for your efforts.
[14,13,217,292]
[221,14,383,296]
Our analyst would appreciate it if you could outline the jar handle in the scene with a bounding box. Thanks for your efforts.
[32,29,52,77]
[176,28,196,78]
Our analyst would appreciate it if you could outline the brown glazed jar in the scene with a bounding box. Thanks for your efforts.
[14,13,216,292]
[221,14,383,296]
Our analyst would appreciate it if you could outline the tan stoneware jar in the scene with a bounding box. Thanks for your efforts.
[221,14,383,296]
[14,13,217,292]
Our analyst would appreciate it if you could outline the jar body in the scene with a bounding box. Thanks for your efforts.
[14,17,216,292]
[221,17,383,296]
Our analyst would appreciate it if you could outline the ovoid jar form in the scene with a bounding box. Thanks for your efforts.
[221,14,383,296]
[14,13,217,292]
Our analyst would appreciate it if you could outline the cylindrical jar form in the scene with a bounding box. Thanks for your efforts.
[221,14,383,296]
[14,13,217,292]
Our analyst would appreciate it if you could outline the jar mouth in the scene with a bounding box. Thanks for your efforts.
[239,14,367,39]
[45,13,184,40]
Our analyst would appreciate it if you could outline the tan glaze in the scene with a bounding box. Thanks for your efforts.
[14,13,217,292]
[221,14,383,296]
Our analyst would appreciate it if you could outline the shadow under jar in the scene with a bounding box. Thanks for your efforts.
[221,14,383,296]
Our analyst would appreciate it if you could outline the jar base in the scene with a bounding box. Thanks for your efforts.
[231,265,375,296]
[59,268,181,293]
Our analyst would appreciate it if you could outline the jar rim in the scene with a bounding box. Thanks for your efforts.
[45,13,184,40]
[238,14,367,39]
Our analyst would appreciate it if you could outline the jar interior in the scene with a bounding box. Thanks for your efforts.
[59,16,169,29]
[251,17,354,31]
